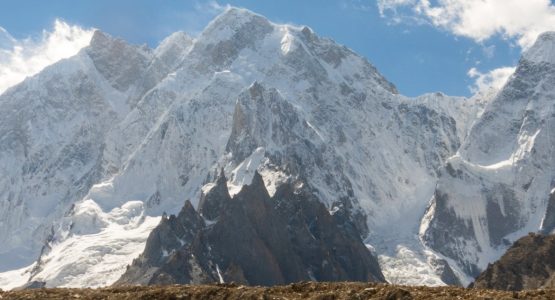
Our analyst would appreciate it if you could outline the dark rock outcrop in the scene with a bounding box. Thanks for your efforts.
[14,281,46,290]
[541,190,555,234]
[471,233,555,291]
[429,257,462,286]
[116,171,385,286]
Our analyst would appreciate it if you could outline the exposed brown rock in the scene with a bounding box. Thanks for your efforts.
[471,233,555,291]
[2,282,555,300]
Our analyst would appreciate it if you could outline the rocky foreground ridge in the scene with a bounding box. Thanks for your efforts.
[471,233,555,291]
[2,282,555,300]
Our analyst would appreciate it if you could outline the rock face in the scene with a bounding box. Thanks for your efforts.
[471,233,555,291]
[116,171,385,285]
[421,31,555,279]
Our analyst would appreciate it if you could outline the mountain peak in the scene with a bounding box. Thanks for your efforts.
[247,81,265,98]
[522,31,555,64]
[207,6,268,32]
[215,7,263,22]
[87,29,152,91]
[89,29,151,55]
[198,168,232,221]
[200,7,272,44]
[216,167,227,184]
[89,30,114,48]
[155,31,192,55]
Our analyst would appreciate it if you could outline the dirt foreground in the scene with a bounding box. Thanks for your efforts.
[1,282,555,300]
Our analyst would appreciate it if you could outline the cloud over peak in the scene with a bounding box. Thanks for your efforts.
[0,19,94,95]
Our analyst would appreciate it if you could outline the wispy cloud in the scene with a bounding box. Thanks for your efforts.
[341,0,374,12]
[377,0,415,16]
[204,0,231,13]
[0,20,94,95]
[482,44,495,59]
[171,0,230,37]
[467,66,516,94]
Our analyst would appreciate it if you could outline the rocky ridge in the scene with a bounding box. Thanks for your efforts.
[471,233,555,291]
[116,170,385,285]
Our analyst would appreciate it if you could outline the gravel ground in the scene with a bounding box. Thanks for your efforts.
[1,281,555,300]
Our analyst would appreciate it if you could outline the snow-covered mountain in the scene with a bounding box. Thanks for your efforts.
[0,8,494,289]
[422,32,555,279]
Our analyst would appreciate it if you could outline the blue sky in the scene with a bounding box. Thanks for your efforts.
[0,0,553,97]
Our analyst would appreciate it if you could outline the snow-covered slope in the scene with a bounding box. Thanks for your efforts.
[0,8,485,288]
[422,31,555,279]
[0,43,131,271]
[0,30,189,272]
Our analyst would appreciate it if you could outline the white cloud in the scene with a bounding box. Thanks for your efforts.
[467,66,516,94]
[378,0,555,93]
[377,0,416,16]
[205,0,231,13]
[482,44,495,59]
[0,19,94,95]
[378,0,555,49]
